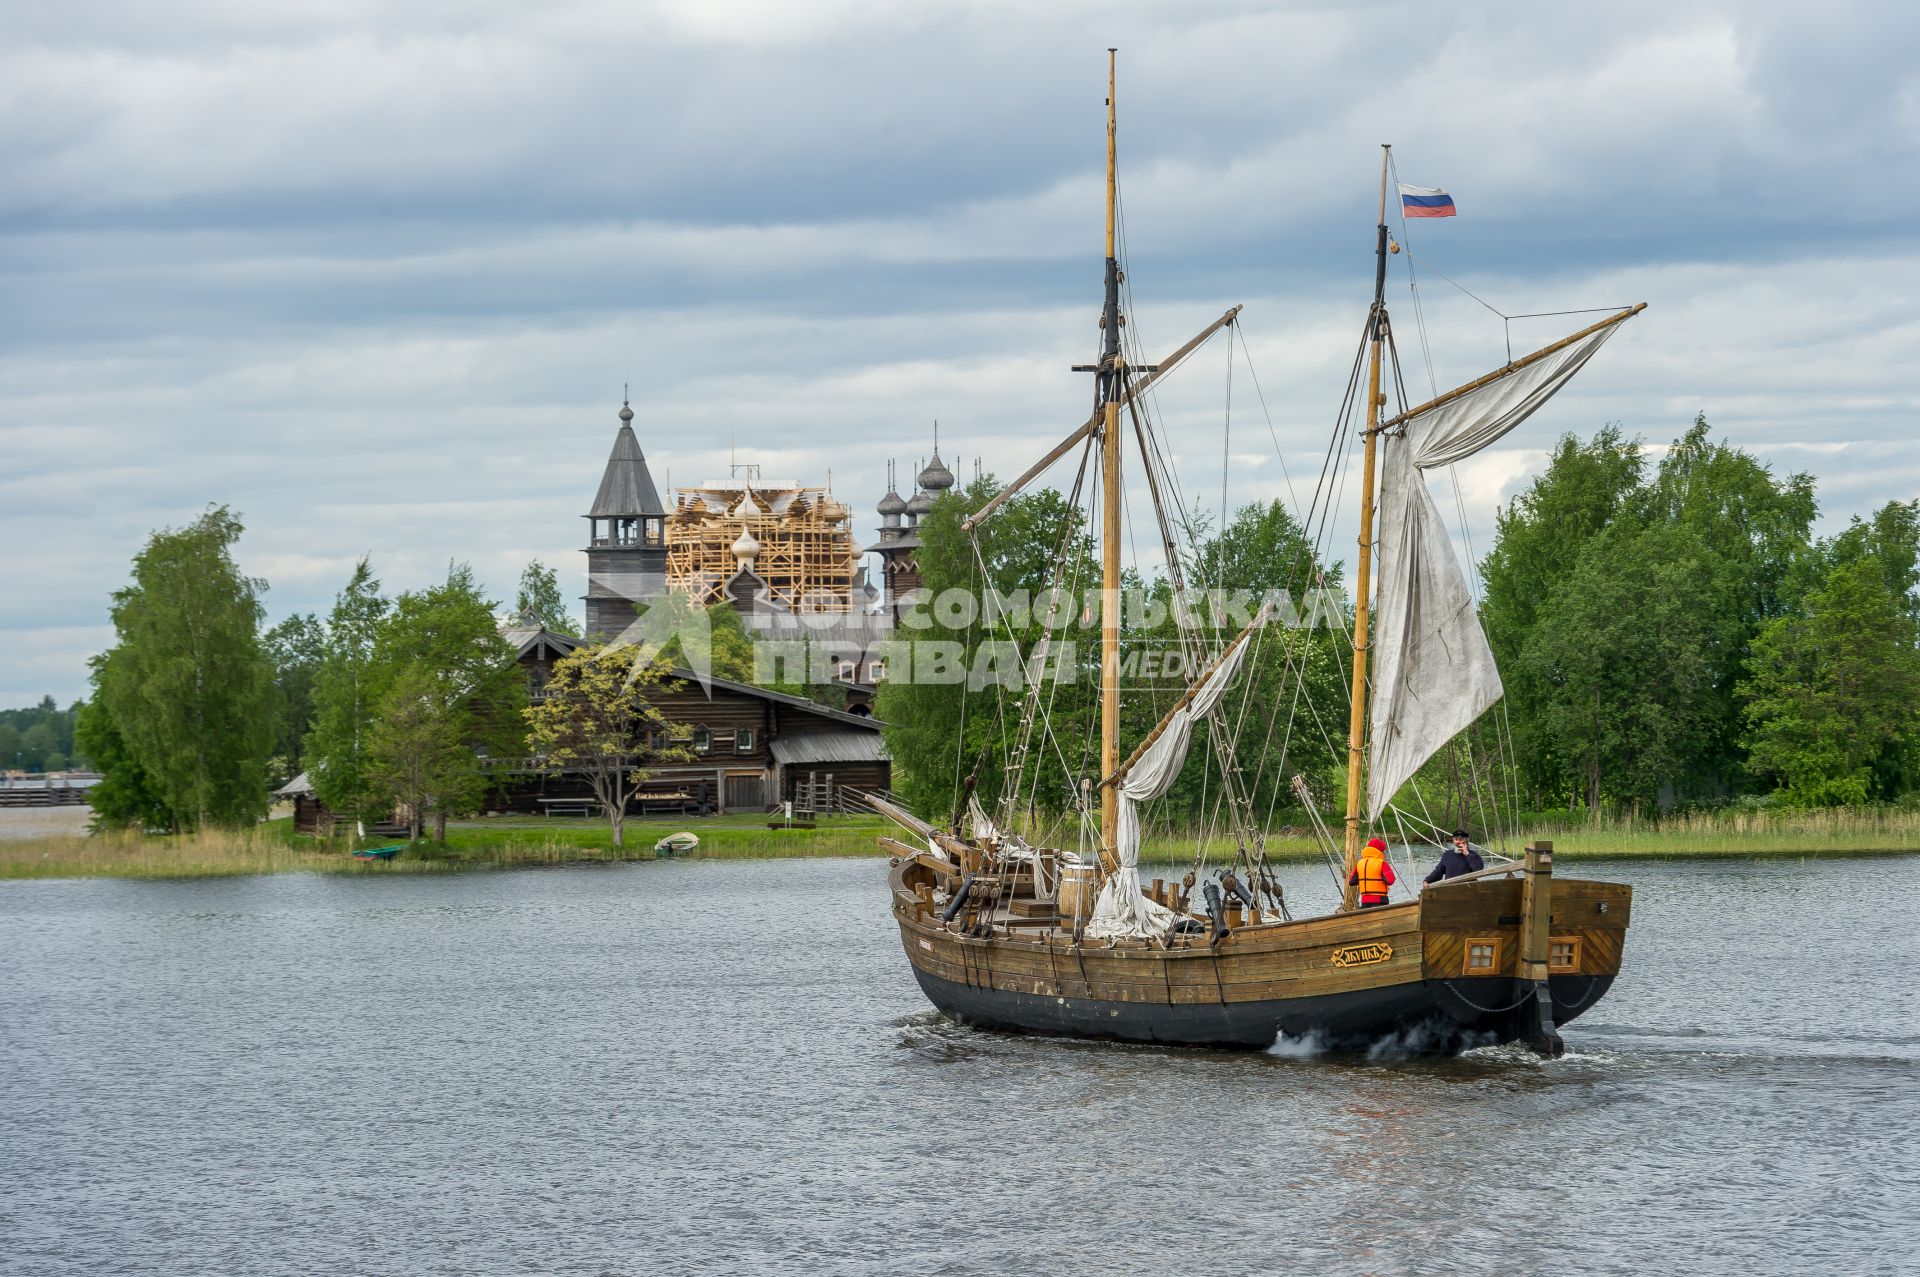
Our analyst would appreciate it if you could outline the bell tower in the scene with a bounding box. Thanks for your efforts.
[583,398,670,641]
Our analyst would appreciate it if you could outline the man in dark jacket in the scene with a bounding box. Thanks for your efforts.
[1423,829,1484,884]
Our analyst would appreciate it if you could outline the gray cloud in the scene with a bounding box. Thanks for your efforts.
[2,1,1916,703]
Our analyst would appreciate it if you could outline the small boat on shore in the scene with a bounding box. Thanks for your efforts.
[654,832,700,857]
[351,845,402,862]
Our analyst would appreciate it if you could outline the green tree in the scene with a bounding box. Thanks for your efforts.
[0,723,19,769]
[1159,500,1346,826]
[363,564,528,836]
[308,559,391,825]
[1480,427,1645,802]
[1827,499,1920,618]
[366,661,484,840]
[697,600,757,683]
[1187,498,1325,596]
[1829,500,1920,796]
[1633,415,1817,790]
[877,476,1098,821]
[74,698,171,832]
[263,612,325,784]
[1523,521,1723,809]
[1741,517,1920,805]
[876,483,1339,831]
[1481,417,1818,807]
[515,559,579,636]
[524,644,689,849]
[88,506,275,830]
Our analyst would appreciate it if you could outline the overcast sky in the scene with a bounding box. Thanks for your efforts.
[3,1,1916,705]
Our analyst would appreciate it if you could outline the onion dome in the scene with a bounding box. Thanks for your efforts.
[905,487,935,517]
[731,490,763,518]
[732,527,760,564]
[918,451,955,493]
[877,487,907,516]
[618,401,634,423]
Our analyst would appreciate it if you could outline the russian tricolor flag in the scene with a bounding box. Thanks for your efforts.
[1398,183,1457,219]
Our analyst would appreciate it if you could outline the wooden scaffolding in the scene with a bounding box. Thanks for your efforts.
[666,474,861,612]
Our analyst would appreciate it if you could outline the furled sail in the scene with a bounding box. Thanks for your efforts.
[1366,311,1640,819]
[1086,621,1259,940]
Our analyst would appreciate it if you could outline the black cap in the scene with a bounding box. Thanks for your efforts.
[1452,828,1470,840]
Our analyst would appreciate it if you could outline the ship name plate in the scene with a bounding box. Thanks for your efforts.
[1330,941,1394,968]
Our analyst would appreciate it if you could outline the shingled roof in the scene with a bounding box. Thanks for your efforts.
[589,418,667,518]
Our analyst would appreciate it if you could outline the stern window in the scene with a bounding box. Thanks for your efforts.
[1549,937,1582,973]
[1464,937,1502,974]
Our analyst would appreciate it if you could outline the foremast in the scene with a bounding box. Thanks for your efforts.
[1340,146,1393,910]
[1096,48,1124,872]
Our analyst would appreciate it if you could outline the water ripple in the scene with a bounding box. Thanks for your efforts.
[1,855,1917,1276]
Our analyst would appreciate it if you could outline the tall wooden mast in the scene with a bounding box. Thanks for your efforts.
[1097,49,1124,869]
[1340,145,1392,909]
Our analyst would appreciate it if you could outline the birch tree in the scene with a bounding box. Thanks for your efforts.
[88,506,275,831]
[524,645,688,849]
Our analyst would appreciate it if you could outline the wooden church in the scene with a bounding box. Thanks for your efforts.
[496,399,902,816]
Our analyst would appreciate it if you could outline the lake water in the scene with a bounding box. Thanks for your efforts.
[2,855,1916,1276]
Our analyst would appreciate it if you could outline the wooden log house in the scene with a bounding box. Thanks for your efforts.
[501,621,890,816]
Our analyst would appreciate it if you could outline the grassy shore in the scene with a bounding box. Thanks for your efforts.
[0,812,896,880]
[3,805,1916,880]
[1138,806,1920,863]
[1510,805,1920,856]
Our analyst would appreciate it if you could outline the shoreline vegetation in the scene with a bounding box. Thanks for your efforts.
[2,806,1919,881]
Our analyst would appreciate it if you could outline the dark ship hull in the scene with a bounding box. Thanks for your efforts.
[910,965,1617,1052]
[890,853,1629,1055]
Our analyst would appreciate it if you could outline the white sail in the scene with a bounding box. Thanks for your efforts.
[1087,624,1257,940]
[1366,321,1629,820]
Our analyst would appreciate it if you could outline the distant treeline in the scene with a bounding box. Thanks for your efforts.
[0,698,85,772]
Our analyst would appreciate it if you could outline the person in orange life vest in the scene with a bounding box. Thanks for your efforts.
[1348,836,1396,907]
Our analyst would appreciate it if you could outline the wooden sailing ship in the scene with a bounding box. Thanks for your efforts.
[871,54,1642,1056]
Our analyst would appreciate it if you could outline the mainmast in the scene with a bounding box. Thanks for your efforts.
[1340,146,1393,910]
[1097,48,1124,871]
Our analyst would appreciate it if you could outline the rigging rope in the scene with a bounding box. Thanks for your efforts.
[1219,326,1232,590]
[950,548,980,818]
[1388,154,1534,849]
[995,434,1095,831]
[996,160,1560,889]
[971,503,1096,847]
